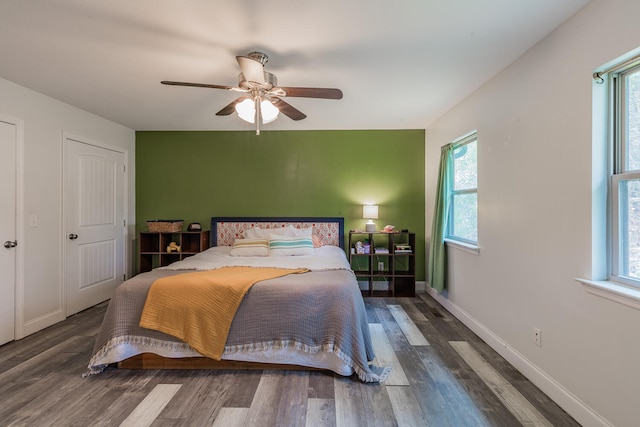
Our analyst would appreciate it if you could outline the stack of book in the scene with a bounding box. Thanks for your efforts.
[394,244,412,253]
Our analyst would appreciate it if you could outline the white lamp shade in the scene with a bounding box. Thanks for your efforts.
[235,98,256,123]
[363,205,378,219]
[260,99,279,123]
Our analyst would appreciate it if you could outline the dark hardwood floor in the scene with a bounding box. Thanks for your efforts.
[0,293,579,426]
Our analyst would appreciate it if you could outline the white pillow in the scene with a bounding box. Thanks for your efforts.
[229,238,269,257]
[291,227,323,247]
[243,226,297,239]
[242,227,267,239]
[268,234,314,256]
[290,226,313,238]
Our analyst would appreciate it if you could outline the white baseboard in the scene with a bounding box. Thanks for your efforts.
[22,309,65,337]
[424,287,612,427]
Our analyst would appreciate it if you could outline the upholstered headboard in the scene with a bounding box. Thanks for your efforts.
[210,217,345,249]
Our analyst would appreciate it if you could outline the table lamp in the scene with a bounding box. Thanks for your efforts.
[363,205,378,232]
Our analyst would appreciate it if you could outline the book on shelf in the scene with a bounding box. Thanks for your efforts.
[394,244,412,253]
[374,247,389,254]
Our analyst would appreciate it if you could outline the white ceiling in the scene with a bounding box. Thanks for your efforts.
[0,0,590,132]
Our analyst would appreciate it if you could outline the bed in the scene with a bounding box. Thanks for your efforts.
[86,217,389,382]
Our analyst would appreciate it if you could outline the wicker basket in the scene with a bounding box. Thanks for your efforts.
[147,220,183,233]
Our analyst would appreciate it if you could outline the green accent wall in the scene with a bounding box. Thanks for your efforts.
[136,129,426,280]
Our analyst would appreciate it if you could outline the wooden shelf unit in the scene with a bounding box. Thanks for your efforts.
[349,231,415,297]
[138,230,209,273]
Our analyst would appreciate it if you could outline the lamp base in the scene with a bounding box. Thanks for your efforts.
[365,222,376,232]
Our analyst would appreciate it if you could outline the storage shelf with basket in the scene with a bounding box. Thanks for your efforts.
[138,220,209,273]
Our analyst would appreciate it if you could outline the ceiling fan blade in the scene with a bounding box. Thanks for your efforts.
[161,80,236,90]
[236,56,266,85]
[271,87,343,99]
[216,96,249,116]
[271,97,307,121]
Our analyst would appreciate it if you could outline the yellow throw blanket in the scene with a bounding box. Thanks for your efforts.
[139,266,308,360]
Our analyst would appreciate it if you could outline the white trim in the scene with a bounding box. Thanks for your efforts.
[444,238,480,255]
[575,278,640,311]
[423,287,613,427]
[22,309,65,337]
[60,134,66,319]
[451,129,478,147]
[15,118,24,339]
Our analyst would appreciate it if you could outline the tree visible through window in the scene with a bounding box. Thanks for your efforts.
[611,64,640,286]
[447,133,478,245]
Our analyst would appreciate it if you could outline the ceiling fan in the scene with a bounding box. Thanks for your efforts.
[161,51,343,134]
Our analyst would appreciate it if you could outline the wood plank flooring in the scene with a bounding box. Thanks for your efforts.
[0,293,580,426]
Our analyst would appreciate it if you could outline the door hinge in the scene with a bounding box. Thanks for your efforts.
[123,274,126,281]
[124,219,126,227]
[123,164,126,173]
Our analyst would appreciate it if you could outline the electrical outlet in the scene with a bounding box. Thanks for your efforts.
[378,261,384,271]
[533,328,542,347]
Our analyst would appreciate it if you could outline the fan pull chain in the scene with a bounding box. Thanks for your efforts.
[255,97,261,135]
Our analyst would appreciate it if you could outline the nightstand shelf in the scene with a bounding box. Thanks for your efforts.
[138,230,209,273]
[348,231,415,297]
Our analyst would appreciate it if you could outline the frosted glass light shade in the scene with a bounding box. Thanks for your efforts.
[260,99,279,123]
[236,98,256,123]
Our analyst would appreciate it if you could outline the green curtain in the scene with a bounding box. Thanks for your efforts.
[428,143,453,292]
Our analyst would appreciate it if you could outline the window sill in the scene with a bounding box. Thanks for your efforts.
[444,238,480,255]
[575,278,640,311]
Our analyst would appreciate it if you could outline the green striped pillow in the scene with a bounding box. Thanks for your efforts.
[268,235,314,256]
[229,238,269,257]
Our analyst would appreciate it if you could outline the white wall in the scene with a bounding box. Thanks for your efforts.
[0,77,135,337]
[425,1,640,426]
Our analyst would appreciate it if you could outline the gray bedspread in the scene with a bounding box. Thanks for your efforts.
[87,268,388,382]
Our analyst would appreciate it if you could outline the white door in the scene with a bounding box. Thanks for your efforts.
[65,137,126,315]
[0,120,17,345]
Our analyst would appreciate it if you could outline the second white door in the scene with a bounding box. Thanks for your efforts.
[65,137,126,315]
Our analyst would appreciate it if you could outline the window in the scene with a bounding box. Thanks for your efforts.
[610,64,640,288]
[447,132,478,245]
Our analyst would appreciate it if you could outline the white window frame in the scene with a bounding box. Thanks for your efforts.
[609,64,640,289]
[446,131,478,248]
[576,53,640,311]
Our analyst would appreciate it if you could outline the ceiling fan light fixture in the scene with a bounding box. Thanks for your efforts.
[162,51,341,134]
[235,97,279,124]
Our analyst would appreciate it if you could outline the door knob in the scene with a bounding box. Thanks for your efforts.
[68,234,78,240]
[4,240,17,248]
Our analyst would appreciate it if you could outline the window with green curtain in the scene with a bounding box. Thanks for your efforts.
[429,131,478,292]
